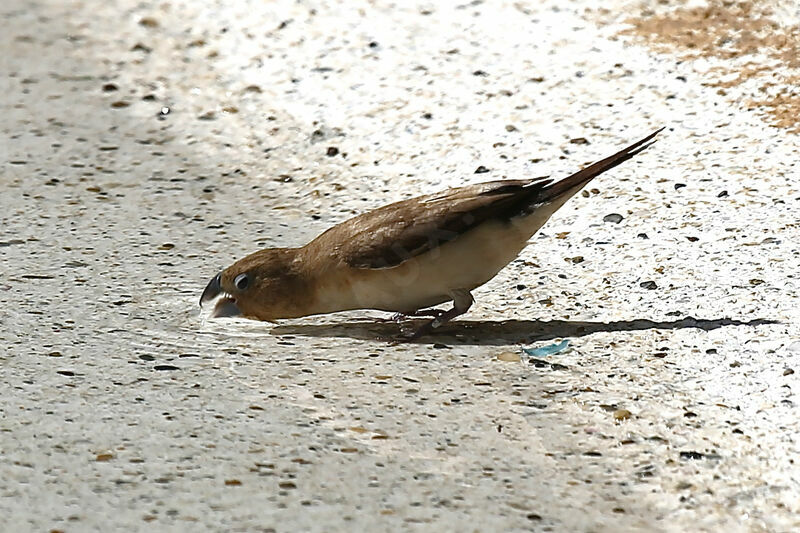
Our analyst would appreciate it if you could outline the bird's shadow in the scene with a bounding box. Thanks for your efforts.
[271,316,779,345]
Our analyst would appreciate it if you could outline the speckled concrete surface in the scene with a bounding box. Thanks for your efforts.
[2,0,799,531]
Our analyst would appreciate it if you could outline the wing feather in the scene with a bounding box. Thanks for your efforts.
[306,129,662,270]
[314,178,552,269]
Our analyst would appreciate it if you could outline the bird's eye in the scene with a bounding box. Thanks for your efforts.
[234,273,249,291]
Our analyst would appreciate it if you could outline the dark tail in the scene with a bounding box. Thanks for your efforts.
[542,127,663,201]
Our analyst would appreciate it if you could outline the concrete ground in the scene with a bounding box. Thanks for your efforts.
[2,0,799,531]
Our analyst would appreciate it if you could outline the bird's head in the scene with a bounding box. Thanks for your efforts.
[199,248,304,321]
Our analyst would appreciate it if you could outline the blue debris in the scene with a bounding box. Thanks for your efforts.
[523,339,569,357]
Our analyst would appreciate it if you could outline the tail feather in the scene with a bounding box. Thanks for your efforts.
[541,127,663,201]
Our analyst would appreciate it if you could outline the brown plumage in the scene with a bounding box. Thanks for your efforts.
[201,128,662,338]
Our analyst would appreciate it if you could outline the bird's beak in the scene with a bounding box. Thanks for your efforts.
[200,272,242,318]
[200,272,222,306]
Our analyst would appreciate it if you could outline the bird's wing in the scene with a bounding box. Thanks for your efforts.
[313,178,554,269]
[309,128,662,270]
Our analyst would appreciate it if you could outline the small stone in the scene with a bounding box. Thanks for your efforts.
[110,101,130,108]
[96,452,113,462]
[326,146,339,157]
[784,368,795,376]
[198,110,216,120]
[640,280,658,290]
[496,351,521,362]
[637,233,649,239]
[528,358,569,370]
[474,165,490,174]
[569,137,589,145]
[154,364,179,371]
[101,83,118,92]
[129,43,151,54]
[139,17,159,27]
[717,190,729,197]
[603,213,623,224]
[674,183,686,189]
[613,409,632,421]
[679,451,705,460]
[224,479,242,486]
[505,124,518,132]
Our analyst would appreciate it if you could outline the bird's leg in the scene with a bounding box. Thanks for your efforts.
[407,289,474,340]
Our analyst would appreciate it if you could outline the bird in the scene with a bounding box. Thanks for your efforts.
[201,128,662,338]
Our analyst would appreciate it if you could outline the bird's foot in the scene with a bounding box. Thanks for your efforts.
[398,309,460,341]
[384,291,474,341]
[390,309,446,322]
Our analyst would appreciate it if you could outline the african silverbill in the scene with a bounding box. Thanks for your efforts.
[201,128,662,338]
